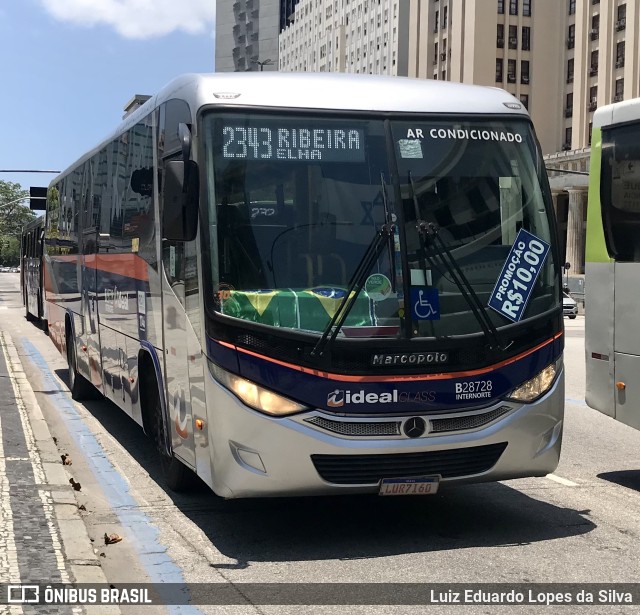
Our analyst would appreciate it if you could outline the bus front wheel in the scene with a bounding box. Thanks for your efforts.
[147,376,196,492]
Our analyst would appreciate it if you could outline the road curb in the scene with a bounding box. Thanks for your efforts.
[1,331,121,614]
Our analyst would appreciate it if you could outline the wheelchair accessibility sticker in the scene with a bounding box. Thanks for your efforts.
[411,287,440,320]
[488,229,550,322]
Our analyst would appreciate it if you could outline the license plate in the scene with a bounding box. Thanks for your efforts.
[379,476,440,496]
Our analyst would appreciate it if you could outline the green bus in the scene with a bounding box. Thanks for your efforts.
[586,97,640,430]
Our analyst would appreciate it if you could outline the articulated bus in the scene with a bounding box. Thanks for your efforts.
[22,215,46,325]
[43,73,564,498]
[586,97,640,430]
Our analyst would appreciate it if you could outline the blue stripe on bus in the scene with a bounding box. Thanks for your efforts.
[206,335,563,414]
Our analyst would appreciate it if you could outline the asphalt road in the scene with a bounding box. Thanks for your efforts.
[2,271,640,614]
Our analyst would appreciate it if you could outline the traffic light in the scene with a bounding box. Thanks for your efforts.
[29,187,47,210]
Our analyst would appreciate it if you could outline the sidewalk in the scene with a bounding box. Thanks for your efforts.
[0,331,118,614]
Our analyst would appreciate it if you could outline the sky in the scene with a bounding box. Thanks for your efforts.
[0,0,216,205]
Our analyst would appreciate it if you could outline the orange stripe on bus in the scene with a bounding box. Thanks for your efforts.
[212,332,563,383]
[83,254,150,282]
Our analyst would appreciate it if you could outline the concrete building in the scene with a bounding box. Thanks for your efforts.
[279,0,410,75]
[216,0,294,72]
[565,0,640,150]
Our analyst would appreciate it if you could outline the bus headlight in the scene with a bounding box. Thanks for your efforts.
[208,361,308,416]
[507,363,557,403]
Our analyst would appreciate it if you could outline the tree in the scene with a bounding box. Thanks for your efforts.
[0,180,37,265]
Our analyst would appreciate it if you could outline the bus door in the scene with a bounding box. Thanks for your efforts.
[81,224,103,390]
[613,261,640,430]
[158,101,197,469]
[161,236,196,469]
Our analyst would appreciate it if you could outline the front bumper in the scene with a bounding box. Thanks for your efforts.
[203,367,565,498]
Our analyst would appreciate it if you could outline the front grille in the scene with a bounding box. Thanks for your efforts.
[305,416,401,436]
[430,406,511,433]
[311,442,508,485]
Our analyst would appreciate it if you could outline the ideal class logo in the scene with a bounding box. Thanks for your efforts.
[104,286,129,313]
[327,389,436,407]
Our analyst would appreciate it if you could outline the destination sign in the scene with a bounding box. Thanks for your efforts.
[220,124,365,162]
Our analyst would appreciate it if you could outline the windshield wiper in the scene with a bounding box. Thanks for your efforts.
[311,174,395,358]
[408,172,504,351]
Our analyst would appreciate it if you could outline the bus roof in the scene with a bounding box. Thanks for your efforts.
[139,72,529,121]
[52,72,530,185]
[593,97,640,129]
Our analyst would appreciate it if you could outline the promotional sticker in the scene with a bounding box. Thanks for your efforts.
[488,229,550,322]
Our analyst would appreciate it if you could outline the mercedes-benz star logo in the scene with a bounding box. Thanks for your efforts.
[403,417,427,438]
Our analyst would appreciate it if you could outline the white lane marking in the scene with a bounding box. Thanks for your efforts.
[546,473,579,487]
[0,332,70,584]
[0,416,24,615]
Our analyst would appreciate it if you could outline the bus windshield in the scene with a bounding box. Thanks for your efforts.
[203,112,557,340]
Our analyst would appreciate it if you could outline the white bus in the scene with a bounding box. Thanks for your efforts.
[586,97,640,430]
[22,214,46,325]
[43,73,564,498]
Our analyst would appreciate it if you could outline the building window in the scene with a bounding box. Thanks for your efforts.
[442,5,448,27]
[434,10,439,32]
[616,41,625,68]
[509,25,517,49]
[568,0,575,15]
[589,85,598,111]
[567,58,574,82]
[564,127,572,150]
[497,24,504,47]
[510,0,518,16]
[588,122,593,145]
[434,42,438,64]
[565,92,573,117]
[522,26,531,50]
[591,14,599,40]
[616,4,626,30]
[567,24,575,48]
[614,78,624,101]
[522,0,531,16]
[508,59,516,83]
[496,58,504,82]
[590,50,598,75]
[520,94,529,109]
[498,0,504,14]
[521,60,530,84]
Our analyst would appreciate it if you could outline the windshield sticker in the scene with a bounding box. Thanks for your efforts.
[488,229,550,322]
[398,139,424,159]
[411,287,440,320]
[365,274,392,301]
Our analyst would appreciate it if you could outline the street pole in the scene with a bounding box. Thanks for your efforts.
[252,59,274,71]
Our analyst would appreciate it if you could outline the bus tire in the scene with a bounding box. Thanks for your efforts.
[25,294,34,322]
[66,330,94,401]
[146,373,196,493]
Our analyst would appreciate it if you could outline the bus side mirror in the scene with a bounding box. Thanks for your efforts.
[163,160,199,241]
